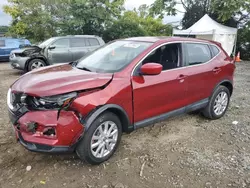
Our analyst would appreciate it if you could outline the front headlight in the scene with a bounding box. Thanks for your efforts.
[30,92,77,110]
[7,89,14,110]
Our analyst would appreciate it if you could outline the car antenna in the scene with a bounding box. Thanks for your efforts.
[187,30,192,38]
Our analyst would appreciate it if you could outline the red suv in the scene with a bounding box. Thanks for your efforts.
[7,37,235,164]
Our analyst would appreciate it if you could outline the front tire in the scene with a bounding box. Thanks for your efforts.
[28,59,46,71]
[202,86,230,119]
[76,112,122,165]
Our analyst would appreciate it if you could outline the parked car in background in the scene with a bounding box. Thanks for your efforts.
[0,37,31,61]
[9,35,105,71]
[7,37,235,164]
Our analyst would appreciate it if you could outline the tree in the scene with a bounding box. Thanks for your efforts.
[58,0,125,36]
[4,0,61,42]
[212,0,250,25]
[0,26,9,33]
[103,4,172,42]
[151,0,250,27]
[103,19,146,42]
[122,5,172,36]
[237,26,250,60]
[4,0,124,42]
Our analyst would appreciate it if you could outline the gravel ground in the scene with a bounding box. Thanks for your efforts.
[0,61,250,188]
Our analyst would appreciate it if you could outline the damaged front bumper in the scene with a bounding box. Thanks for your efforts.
[9,54,30,70]
[9,109,84,153]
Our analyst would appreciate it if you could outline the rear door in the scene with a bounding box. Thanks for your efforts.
[69,37,90,61]
[183,42,222,103]
[47,38,73,64]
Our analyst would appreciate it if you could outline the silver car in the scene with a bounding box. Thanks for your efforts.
[9,35,105,71]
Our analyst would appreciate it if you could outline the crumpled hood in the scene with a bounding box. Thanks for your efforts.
[11,46,41,54]
[11,64,113,97]
[11,48,27,54]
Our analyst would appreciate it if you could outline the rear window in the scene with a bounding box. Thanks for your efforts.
[210,45,220,57]
[0,40,5,47]
[70,38,86,47]
[185,43,212,66]
[88,38,100,46]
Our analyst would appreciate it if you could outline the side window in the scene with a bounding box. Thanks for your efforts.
[52,39,69,48]
[210,45,220,57]
[142,43,181,71]
[185,43,211,66]
[88,38,100,46]
[70,38,86,47]
[0,40,5,47]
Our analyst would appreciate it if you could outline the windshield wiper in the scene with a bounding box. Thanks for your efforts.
[70,61,78,67]
[78,67,92,72]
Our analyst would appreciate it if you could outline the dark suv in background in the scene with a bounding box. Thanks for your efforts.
[9,35,105,71]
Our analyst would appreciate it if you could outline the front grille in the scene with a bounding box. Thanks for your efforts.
[13,109,23,117]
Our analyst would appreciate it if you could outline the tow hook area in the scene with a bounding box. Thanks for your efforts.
[26,122,56,137]
[17,110,84,146]
[43,127,56,137]
[26,122,38,133]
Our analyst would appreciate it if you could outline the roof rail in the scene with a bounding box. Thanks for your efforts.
[66,35,98,37]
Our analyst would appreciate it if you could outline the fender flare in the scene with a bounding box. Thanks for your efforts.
[212,79,233,97]
[82,104,133,133]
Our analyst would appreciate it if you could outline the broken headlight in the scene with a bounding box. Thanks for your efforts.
[29,92,77,110]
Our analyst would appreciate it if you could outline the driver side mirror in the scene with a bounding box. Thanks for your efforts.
[48,46,56,50]
[140,63,162,76]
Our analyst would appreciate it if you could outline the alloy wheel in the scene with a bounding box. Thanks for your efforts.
[31,61,44,70]
[90,121,118,158]
[213,91,229,116]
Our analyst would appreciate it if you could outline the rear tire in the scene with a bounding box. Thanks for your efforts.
[202,86,230,119]
[28,59,46,71]
[76,112,122,165]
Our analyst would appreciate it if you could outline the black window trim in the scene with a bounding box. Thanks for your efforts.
[132,41,222,76]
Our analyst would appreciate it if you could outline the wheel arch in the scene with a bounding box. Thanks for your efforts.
[215,80,233,96]
[83,104,133,133]
[25,56,48,71]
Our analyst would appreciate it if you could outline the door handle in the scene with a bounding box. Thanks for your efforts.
[213,67,221,73]
[177,74,187,83]
[177,74,188,80]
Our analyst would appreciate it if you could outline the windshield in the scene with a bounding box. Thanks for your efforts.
[76,41,152,73]
[38,37,56,48]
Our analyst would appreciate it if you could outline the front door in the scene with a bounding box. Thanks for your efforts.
[47,38,73,64]
[132,43,190,123]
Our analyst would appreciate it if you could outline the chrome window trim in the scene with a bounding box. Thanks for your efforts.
[131,41,222,76]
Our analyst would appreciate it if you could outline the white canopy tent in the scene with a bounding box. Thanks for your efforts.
[173,14,237,56]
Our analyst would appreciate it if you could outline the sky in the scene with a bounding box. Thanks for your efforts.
[0,0,11,26]
[0,0,183,26]
[125,0,184,24]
